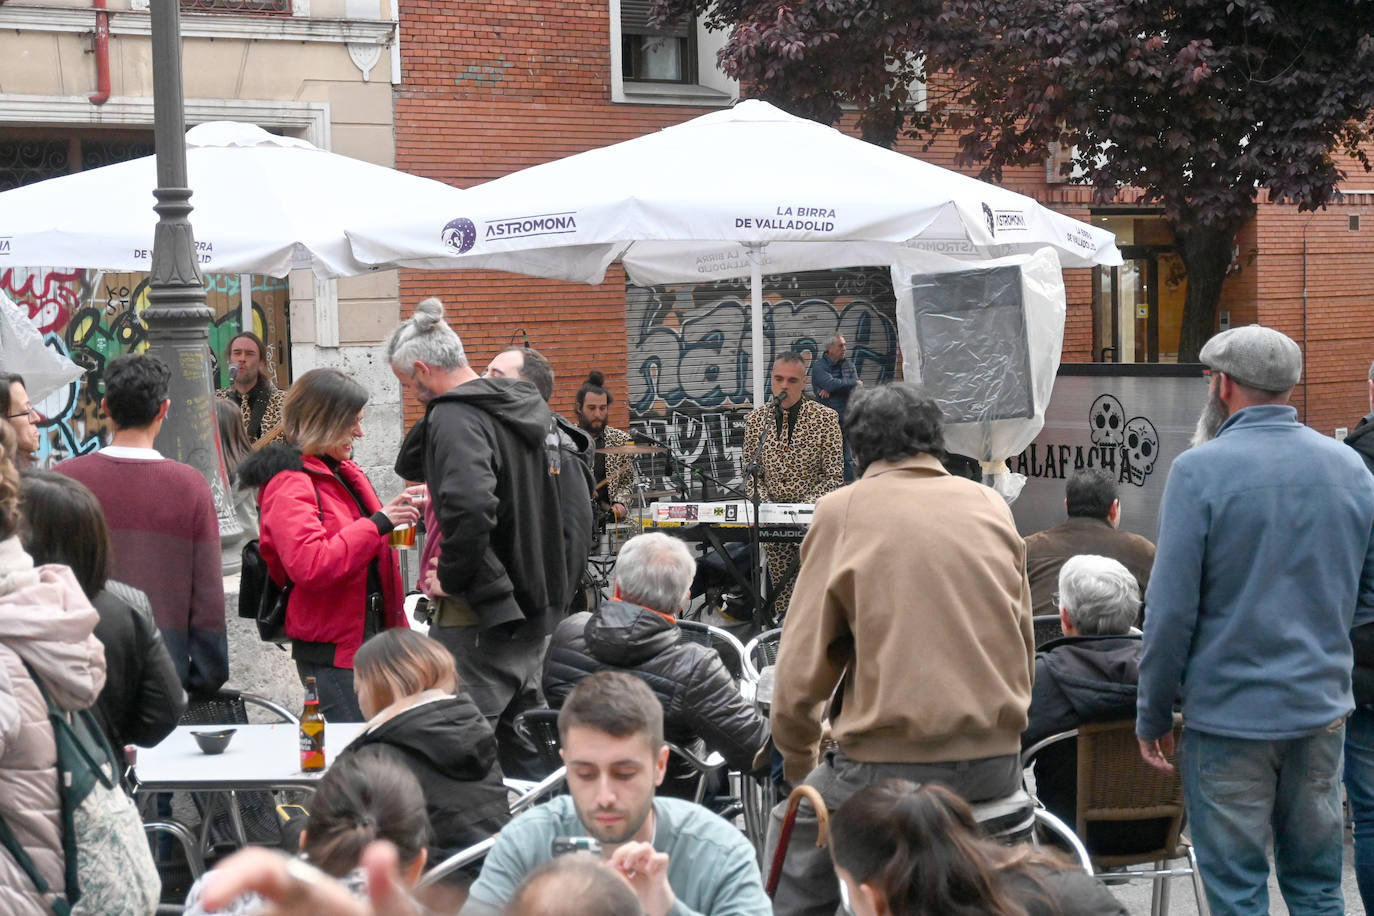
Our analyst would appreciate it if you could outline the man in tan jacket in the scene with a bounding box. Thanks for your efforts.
[766,382,1034,916]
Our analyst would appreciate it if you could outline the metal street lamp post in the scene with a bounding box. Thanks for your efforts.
[144,0,244,547]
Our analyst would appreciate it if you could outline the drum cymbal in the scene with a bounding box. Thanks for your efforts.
[599,444,667,455]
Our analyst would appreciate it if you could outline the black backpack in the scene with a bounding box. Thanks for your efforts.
[238,483,321,643]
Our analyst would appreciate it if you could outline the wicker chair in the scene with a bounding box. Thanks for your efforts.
[676,619,748,681]
[514,708,727,806]
[177,689,298,853]
[1032,614,1065,649]
[742,627,783,683]
[1027,717,1208,915]
[513,709,566,776]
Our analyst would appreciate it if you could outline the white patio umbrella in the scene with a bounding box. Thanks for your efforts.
[0,121,468,279]
[346,99,1122,400]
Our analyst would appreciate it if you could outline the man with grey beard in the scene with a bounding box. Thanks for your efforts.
[1137,324,1374,916]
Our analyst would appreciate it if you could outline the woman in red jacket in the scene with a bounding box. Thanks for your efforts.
[238,368,421,721]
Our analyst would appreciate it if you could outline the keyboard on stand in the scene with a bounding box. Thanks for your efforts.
[645,501,814,542]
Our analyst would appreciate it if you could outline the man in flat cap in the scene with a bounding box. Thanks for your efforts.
[1137,324,1374,916]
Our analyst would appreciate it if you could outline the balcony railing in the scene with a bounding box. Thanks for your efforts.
[180,0,291,15]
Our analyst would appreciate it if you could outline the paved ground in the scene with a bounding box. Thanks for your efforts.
[1109,832,1363,915]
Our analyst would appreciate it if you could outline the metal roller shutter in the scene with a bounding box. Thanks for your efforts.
[624,266,901,499]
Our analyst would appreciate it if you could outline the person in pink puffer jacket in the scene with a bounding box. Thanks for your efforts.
[0,424,106,916]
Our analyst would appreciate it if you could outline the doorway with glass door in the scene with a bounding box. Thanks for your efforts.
[1092,213,1187,364]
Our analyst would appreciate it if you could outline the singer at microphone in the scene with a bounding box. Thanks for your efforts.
[215,331,285,445]
[739,350,845,621]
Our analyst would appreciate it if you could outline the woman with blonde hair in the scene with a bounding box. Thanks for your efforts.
[237,368,423,721]
[340,628,510,883]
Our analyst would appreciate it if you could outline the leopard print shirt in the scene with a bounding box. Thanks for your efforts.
[216,381,284,444]
[599,425,637,507]
[741,398,844,503]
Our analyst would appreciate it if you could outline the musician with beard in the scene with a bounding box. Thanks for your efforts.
[575,372,635,523]
[1137,324,1374,916]
[741,352,844,621]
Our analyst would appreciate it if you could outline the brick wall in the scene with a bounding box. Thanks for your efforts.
[1246,201,1374,434]
[392,0,1374,443]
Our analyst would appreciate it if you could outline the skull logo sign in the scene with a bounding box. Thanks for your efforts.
[1089,395,1127,447]
[1123,417,1160,485]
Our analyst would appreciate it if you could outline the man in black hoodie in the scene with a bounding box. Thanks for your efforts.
[1022,553,1146,855]
[486,345,597,609]
[387,297,567,779]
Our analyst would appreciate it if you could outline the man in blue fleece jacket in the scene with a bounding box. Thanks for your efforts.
[1137,324,1374,916]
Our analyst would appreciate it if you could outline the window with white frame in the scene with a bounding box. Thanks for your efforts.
[610,0,736,104]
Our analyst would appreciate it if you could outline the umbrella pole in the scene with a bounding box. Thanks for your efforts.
[748,244,765,407]
[746,243,769,626]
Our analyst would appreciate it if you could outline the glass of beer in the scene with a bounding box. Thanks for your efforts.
[389,523,416,549]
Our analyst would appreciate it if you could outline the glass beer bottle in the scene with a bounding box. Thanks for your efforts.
[300,676,326,772]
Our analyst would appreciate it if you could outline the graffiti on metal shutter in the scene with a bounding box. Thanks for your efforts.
[0,266,290,468]
[626,267,900,495]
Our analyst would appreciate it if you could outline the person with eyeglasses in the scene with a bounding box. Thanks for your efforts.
[0,373,42,468]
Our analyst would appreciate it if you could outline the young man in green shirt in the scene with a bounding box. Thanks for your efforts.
[461,672,771,916]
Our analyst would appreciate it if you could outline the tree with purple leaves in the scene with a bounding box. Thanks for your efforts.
[652,0,1374,359]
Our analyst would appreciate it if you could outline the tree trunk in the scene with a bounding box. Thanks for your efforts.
[1172,220,1245,363]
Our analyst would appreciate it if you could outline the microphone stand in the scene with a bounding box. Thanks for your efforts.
[631,421,771,630]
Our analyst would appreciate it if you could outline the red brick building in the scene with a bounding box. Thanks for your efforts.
[391,0,1374,458]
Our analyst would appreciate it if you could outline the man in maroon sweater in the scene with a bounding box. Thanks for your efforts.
[58,354,228,698]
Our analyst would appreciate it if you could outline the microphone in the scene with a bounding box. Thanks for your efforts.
[228,364,238,382]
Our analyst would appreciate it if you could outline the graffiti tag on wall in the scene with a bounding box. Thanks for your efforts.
[0,267,290,468]
[625,268,900,494]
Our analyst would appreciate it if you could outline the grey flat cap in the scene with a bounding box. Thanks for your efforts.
[1199,324,1302,393]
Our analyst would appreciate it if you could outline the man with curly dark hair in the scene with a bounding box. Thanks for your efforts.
[57,353,228,698]
[767,381,1033,916]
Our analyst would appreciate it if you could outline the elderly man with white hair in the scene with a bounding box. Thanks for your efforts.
[544,532,769,800]
[1022,554,1144,852]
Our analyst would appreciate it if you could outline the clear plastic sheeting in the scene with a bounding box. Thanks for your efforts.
[891,247,1067,499]
[0,289,83,400]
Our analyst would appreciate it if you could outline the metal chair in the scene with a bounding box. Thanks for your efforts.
[174,688,299,854]
[417,769,569,891]
[1032,614,1064,649]
[1023,718,1208,915]
[742,627,783,683]
[513,709,567,776]
[514,708,726,806]
[676,619,748,681]
[416,836,497,890]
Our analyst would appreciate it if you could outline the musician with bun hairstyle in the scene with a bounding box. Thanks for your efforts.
[387,297,567,779]
[574,371,635,521]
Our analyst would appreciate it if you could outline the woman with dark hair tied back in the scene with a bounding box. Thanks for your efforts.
[183,744,432,916]
[19,470,187,762]
[830,780,1126,916]
[237,368,423,721]
[340,628,510,887]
